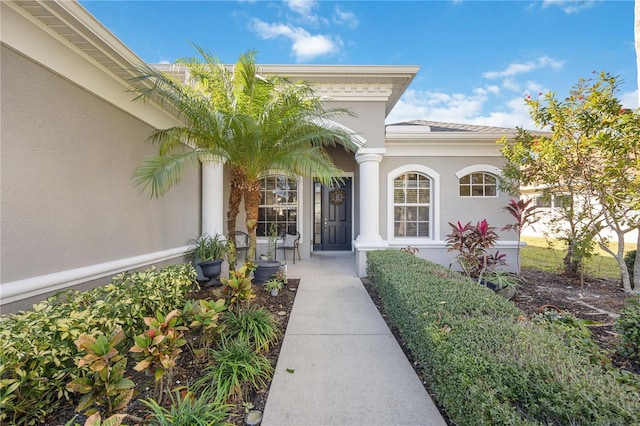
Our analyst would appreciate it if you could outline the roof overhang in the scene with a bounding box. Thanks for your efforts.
[4,0,418,122]
[1,0,179,129]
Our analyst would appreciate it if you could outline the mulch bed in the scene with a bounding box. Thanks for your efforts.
[46,279,299,426]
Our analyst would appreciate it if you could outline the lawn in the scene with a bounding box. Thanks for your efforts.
[520,235,635,279]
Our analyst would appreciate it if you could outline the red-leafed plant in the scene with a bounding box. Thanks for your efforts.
[445,219,506,282]
[502,198,538,275]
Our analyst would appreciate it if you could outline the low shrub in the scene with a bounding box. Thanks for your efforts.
[367,250,640,425]
[196,338,273,403]
[140,387,233,426]
[625,249,636,282]
[223,305,281,353]
[616,296,640,364]
[0,264,197,425]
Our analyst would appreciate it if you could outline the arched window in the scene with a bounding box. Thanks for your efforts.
[393,172,431,238]
[455,165,501,198]
[458,172,498,197]
[257,175,299,236]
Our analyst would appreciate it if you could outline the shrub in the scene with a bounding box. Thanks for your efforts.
[624,249,636,282]
[196,338,273,403]
[0,264,197,425]
[366,250,640,425]
[616,296,640,364]
[140,387,233,426]
[223,306,281,353]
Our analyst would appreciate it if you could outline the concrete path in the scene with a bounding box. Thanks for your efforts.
[262,252,447,426]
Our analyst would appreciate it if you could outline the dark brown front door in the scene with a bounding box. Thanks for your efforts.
[313,178,352,251]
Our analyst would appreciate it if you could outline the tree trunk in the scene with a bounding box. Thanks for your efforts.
[226,167,244,238]
[634,230,640,293]
[243,180,262,261]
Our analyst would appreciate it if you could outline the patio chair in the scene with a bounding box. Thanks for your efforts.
[277,232,301,264]
[234,231,249,260]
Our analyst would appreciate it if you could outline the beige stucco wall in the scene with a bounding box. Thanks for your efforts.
[379,155,513,242]
[1,46,200,285]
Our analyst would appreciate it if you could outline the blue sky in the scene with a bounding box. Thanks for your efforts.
[80,0,637,129]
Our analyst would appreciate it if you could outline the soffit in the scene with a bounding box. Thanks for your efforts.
[10,0,144,83]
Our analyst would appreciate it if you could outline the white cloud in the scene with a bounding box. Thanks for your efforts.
[250,19,341,61]
[541,0,596,14]
[502,78,521,92]
[484,56,564,79]
[386,89,535,129]
[333,5,359,29]
[285,0,316,16]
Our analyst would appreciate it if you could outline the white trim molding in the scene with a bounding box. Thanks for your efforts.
[387,164,441,244]
[1,246,189,305]
[454,164,502,179]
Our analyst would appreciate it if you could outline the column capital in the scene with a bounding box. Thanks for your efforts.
[198,154,227,165]
[355,148,386,164]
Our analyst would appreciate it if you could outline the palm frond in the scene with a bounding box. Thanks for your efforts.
[132,151,201,198]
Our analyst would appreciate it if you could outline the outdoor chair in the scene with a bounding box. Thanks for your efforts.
[277,232,301,264]
[234,231,249,260]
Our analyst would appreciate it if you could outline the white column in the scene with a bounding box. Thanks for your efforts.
[355,149,386,243]
[353,148,388,277]
[201,159,225,237]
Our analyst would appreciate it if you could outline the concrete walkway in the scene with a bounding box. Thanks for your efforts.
[262,252,447,426]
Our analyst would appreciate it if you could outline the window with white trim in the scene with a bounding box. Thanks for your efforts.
[459,172,498,197]
[393,172,431,238]
[257,175,298,237]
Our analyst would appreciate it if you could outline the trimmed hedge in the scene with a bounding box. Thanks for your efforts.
[367,250,640,426]
[0,264,197,425]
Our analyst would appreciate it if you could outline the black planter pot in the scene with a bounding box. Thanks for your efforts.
[253,260,280,284]
[199,259,224,281]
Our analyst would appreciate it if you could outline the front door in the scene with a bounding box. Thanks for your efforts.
[313,178,352,251]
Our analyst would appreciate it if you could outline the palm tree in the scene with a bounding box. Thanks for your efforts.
[131,48,356,260]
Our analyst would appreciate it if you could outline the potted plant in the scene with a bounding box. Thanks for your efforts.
[264,279,283,296]
[184,234,226,283]
[255,224,281,284]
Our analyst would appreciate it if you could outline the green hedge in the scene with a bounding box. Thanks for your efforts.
[0,264,197,425]
[367,250,640,426]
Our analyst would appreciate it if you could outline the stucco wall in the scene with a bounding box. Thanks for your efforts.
[1,47,200,285]
[379,155,513,241]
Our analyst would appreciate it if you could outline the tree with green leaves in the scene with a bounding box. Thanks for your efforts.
[501,72,640,293]
[130,47,356,260]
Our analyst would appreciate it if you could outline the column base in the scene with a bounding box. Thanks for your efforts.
[353,239,389,277]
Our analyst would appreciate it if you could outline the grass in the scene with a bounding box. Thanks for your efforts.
[521,235,635,279]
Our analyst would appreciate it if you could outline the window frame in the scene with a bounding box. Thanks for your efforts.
[387,165,440,242]
[257,173,303,240]
[455,165,502,199]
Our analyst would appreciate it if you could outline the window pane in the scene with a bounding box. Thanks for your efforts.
[418,187,430,203]
[394,188,405,204]
[393,172,432,238]
[418,222,429,237]
[406,189,418,203]
[459,172,498,197]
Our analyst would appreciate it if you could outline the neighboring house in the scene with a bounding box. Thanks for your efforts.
[1,0,520,312]
[520,187,639,244]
